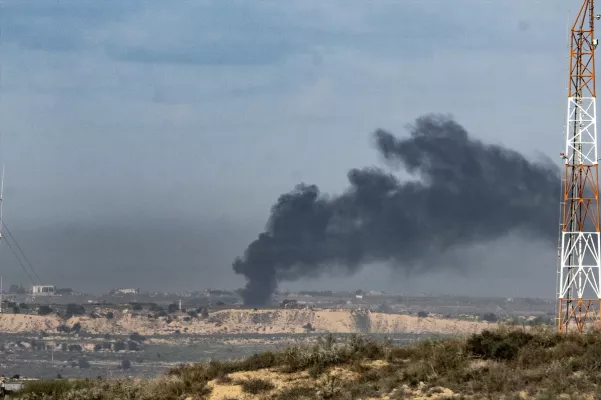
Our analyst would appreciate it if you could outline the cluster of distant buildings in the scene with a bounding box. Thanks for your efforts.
[11,285,140,297]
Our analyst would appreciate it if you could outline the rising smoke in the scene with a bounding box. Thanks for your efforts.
[232,114,560,305]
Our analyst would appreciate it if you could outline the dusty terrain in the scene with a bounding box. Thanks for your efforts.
[206,363,457,400]
[0,308,493,336]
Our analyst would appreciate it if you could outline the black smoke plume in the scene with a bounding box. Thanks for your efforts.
[233,114,560,305]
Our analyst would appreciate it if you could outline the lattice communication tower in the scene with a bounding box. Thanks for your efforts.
[557,0,601,333]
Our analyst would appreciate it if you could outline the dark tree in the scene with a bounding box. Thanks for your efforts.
[65,303,85,318]
[481,313,499,323]
[113,341,126,352]
[68,344,83,352]
[71,322,82,333]
[130,332,146,342]
[127,341,140,351]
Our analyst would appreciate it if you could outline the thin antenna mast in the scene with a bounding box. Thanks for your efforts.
[2,165,6,241]
[557,9,573,326]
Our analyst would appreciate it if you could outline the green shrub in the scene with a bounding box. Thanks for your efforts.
[466,329,533,361]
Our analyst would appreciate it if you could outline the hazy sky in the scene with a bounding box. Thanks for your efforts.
[0,1,570,296]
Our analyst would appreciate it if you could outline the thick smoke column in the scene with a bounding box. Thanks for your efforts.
[233,114,560,305]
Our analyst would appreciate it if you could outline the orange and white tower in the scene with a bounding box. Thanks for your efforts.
[557,0,601,333]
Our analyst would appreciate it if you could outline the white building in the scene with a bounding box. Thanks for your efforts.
[32,285,56,296]
[110,288,139,295]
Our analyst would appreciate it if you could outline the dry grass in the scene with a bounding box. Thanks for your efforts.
[13,326,601,399]
[238,377,275,394]
[15,376,212,400]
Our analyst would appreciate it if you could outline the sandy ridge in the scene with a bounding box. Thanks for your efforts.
[0,309,492,336]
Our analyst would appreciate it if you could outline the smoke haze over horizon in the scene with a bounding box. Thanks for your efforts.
[233,115,560,305]
[0,2,571,296]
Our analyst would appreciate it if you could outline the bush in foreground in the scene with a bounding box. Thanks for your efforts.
[13,326,601,399]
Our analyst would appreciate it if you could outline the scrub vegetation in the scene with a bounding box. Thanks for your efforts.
[12,326,601,399]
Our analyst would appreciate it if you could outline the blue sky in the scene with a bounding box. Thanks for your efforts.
[0,0,571,295]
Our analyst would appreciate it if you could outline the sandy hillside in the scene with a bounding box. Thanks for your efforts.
[0,309,493,336]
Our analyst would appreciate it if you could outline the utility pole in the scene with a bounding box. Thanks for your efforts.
[557,0,601,333]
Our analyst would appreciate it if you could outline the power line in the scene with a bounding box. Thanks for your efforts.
[3,231,34,285]
[2,221,41,283]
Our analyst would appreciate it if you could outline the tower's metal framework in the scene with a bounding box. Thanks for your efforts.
[557,0,601,333]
